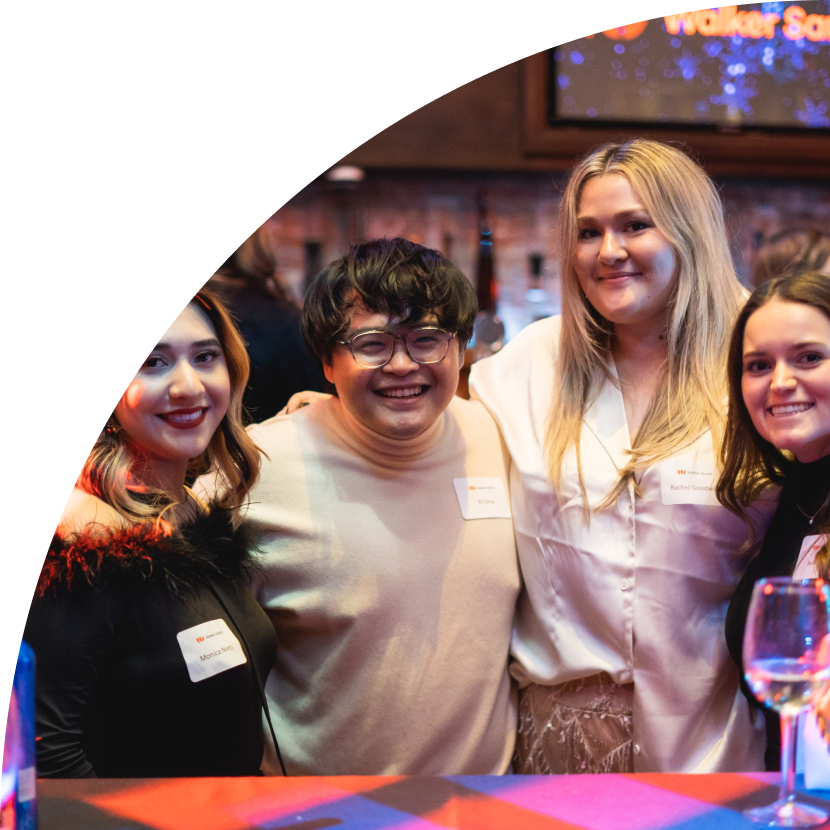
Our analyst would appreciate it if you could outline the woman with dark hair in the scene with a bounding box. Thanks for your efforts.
[720,271,830,768]
[24,288,277,778]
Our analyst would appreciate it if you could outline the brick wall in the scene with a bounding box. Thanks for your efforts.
[264,169,830,329]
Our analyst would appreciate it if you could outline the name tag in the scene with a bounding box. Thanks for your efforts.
[660,453,719,506]
[17,767,35,802]
[176,618,247,683]
[803,708,830,789]
[453,477,511,520]
[793,535,827,580]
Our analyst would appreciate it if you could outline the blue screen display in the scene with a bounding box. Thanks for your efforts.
[551,3,830,128]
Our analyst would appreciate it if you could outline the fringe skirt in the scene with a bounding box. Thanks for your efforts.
[514,673,635,774]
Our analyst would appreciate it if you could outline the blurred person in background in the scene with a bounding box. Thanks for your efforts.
[752,227,830,288]
[209,224,325,422]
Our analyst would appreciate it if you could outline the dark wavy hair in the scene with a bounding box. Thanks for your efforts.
[301,237,477,370]
[718,271,830,543]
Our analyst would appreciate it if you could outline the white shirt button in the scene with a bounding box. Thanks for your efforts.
[619,579,631,591]
[633,743,641,755]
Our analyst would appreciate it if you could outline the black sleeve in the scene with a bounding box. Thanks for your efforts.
[23,584,122,778]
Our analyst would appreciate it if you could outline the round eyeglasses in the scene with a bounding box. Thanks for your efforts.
[335,327,454,369]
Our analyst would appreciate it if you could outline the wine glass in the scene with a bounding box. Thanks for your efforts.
[744,577,830,827]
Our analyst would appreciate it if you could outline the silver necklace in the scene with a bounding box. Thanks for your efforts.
[797,496,829,526]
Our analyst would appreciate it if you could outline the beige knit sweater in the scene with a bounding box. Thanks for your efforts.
[244,395,520,775]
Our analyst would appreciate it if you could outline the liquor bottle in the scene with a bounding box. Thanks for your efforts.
[476,195,496,314]
[524,252,556,325]
[472,194,505,359]
[14,643,36,830]
[302,240,323,297]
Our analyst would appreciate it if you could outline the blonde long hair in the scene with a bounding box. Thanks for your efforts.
[77,287,261,525]
[547,139,744,509]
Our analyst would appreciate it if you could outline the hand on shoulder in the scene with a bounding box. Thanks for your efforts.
[58,488,129,536]
[279,390,332,415]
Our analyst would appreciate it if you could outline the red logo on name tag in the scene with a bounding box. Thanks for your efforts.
[196,636,204,643]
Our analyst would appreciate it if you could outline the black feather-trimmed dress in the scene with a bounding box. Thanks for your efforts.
[24,507,276,778]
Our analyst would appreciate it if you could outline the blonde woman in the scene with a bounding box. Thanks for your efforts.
[470,138,774,774]
[24,289,278,778]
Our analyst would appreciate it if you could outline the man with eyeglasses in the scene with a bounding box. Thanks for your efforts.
[223,237,520,776]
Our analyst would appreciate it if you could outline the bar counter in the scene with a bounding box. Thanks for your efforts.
[37,772,830,829]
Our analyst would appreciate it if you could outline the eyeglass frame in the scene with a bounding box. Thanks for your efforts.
[333,326,456,369]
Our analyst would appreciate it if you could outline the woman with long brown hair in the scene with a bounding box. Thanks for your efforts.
[24,288,277,778]
[720,271,830,768]
[470,138,773,774]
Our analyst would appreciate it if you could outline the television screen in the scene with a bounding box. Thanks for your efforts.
[550,3,830,129]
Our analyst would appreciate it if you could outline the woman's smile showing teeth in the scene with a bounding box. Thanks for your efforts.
[742,299,830,463]
[156,407,208,429]
[114,303,231,485]
[158,406,208,429]
[769,403,814,417]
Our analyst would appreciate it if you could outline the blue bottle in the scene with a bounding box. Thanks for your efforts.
[13,643,36,830]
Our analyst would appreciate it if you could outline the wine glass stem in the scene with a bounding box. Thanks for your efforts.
[779,709,799,806]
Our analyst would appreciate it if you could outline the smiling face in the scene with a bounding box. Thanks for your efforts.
[114,303,231,490]
[741,299,830,463]
[574,174,678,334]
[323,302,461,440]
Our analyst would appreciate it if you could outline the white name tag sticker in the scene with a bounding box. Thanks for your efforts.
[803,708,830,789]
[176,618,247,683]
[660,456,719,506]
[17,766,35,802]
[794,535,827,580]
[453,477,511,520]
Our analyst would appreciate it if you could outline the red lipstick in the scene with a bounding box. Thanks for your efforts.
[156,407,208,429]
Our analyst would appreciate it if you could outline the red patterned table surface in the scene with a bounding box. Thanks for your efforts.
[36,772,830,830]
